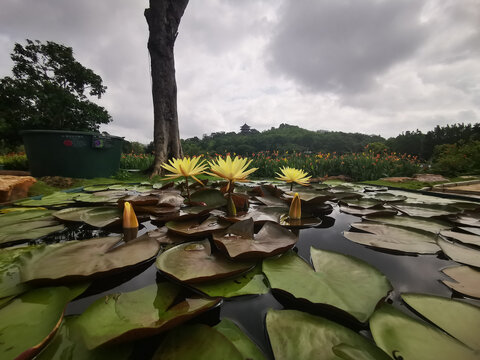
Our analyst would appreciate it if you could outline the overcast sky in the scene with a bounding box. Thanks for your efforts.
[1,0,479,144]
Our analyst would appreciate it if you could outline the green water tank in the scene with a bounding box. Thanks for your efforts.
[21,130,124,178]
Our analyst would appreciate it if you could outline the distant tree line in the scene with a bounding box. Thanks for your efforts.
[181,122,480,161]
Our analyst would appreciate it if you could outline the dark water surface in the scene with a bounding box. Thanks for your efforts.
[64,203,480,359]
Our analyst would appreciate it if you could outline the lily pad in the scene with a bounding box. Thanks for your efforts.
[136,227,186,246]
[344,223,440,254]
[73,192,120,204]
[83,184,113,192]
[184,188,228,214]
[0,220,65,245]
[402,293,480,350]
[279,214,323,228]
[156,239,254,283]
[452,214,480,228]
[459,227,480,236]
[0,285,87,360]
[363,215,451,234]
[213,219,297,260]
[442,266,480,299]
[212,206,286,224]
[339,206,397,217]
[339,199,383,209]
[372,193,407,202]
[36,316,133,360]
[75,282,220,349]
[263,248,392,322]
[15,191,79,207]
[0,245,37,298]
[440,230,480,247]
[332,343,388,360]
[152,324,244,360]
[21,235,160,282]
[167,216,230,237]
[0,209,53,227]
[437,238,480,267]
[391,203,460,218]
[53,207,121,228]
[266,309,390,360]
[193,265,269,298]
[370,304,479,360]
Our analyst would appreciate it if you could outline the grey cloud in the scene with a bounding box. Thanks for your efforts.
[267,0,428,93]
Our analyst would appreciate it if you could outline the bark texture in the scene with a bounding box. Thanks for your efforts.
[145,0,189,176]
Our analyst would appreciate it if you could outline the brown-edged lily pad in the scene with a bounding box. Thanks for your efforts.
[344,223,440,254]
[339,206,397,217]
[440,230,480,247]
[391,203,460,218]
[441,266,480,299]
[213,219,297,260]
[75,282,220,349]
[437,238,480,267]
[458,227,480,236]
[0,285,87,360]
[21,235,160,282]
[372,193,407,202]
[451,214,480,228]
[339,199,383,209]
[362,215,451,234]
[166,216,230,237]
[263,248,392,323]
[183,189,228,214]
[53,207,121,228]
[156,239,254,283]
[0,219,65,245]
[212,206,286,224]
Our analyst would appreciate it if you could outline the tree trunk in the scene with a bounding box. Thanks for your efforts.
[145,0,188,176]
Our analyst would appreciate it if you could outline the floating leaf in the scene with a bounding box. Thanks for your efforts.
[117,194,159,206]
[391,203,460,217]
[183,188,228,214]
[402,293,480,350]
[21,235,160,282]
[370,304,479,360]
[15,192,79,207]
[362,215,451,234]
[440,230,480,247]
[437,238,480,267]
[36,316,133,360]
[339,206,396,217]
[452,214,480,228]
[0,209,53,227]
[263,248,392,322]
[0,285,86,360]
[344,223,440,254]
[83,184,113,192]
[339,199,383,209]
[279,213,323,228]
[156,239,254,284]
[0,245,37,298]
[214,319,266,360]
[75,282,220,349]
[73,192,119,204]
[166,216,230,237]
[459,227,480,236]
[266,309,390,360]
[213,206,286,224]
[136,227,186,246]
[193,265,269,298]
[152,324,244,360]
[372,192,407,202]
[332,343,388,360]
[53,207,121,227]
[442,266,480,299]
[0,220,65,245]
[214,219,297,260]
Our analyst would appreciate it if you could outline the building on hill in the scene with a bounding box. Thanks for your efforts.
[239,123,258,135]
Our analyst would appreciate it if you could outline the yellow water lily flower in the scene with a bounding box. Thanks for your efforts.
[275,167,311,191]
[123,201,139,229]
[289,193,301,220]
[161,156,208,185]
[206,155,258,191]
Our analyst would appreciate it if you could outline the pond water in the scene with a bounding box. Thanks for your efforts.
[57,196,480,360]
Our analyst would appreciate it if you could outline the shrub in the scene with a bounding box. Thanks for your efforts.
[431,141,480,177]
[0,152,29,170]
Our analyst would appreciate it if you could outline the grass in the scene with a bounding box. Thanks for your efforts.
[360,176,479,191]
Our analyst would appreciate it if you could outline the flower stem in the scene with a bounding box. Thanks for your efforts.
[185,176,191,202]
[290,182,293,191]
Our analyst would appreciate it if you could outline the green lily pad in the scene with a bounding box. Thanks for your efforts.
[152,324,244,360]
[263,248,392,322]
[392,203,460,217]
[15,191,79,207]
[332,343,388,360]
[0,285,87,360]
[402,293,480,350]
[83,184,113,192]
[214,319,266,360]
[279,213,324,228]
[166,216,230,237]
[184,188,228,214]
[53,207,121,228]
[0,245,37,298]
[372,193,407,202]
[362,215,451,234]
[442,266,480,299]
[156,239,254,284]
[75,282,220,349]
[339,199,383,209]
[440,230,480,247]
[344,223,440,254]
[21,235,160,282]
[0,209,53,227]
[117,194,159,206]
[73,192,121,204]
[193,265,269,298]
[0,220,65,245]
[339,206,397,217]
[370,304,479,360]
[266,309,390,360]
[36,315,133,360]
[437,238,480,267]
[213,219,297,260]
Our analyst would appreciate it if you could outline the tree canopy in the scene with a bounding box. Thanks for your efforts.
[0,39,111,150]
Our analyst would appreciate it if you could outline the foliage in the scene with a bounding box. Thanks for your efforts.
[120,153,154,171]
[431,141,480,177]
[0,39,111,149]
[122,141,148,154]
[0,152,29,170]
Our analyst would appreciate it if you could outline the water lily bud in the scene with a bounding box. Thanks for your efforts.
[289,193,301,220]
[123,201,139,229]
[227,194,237,217]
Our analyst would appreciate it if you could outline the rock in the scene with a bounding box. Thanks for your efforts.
[413,174,449,182]
[0,176,37,203]
[379,177,413,183]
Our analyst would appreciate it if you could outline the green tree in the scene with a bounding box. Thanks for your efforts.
[0,39,111,150]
